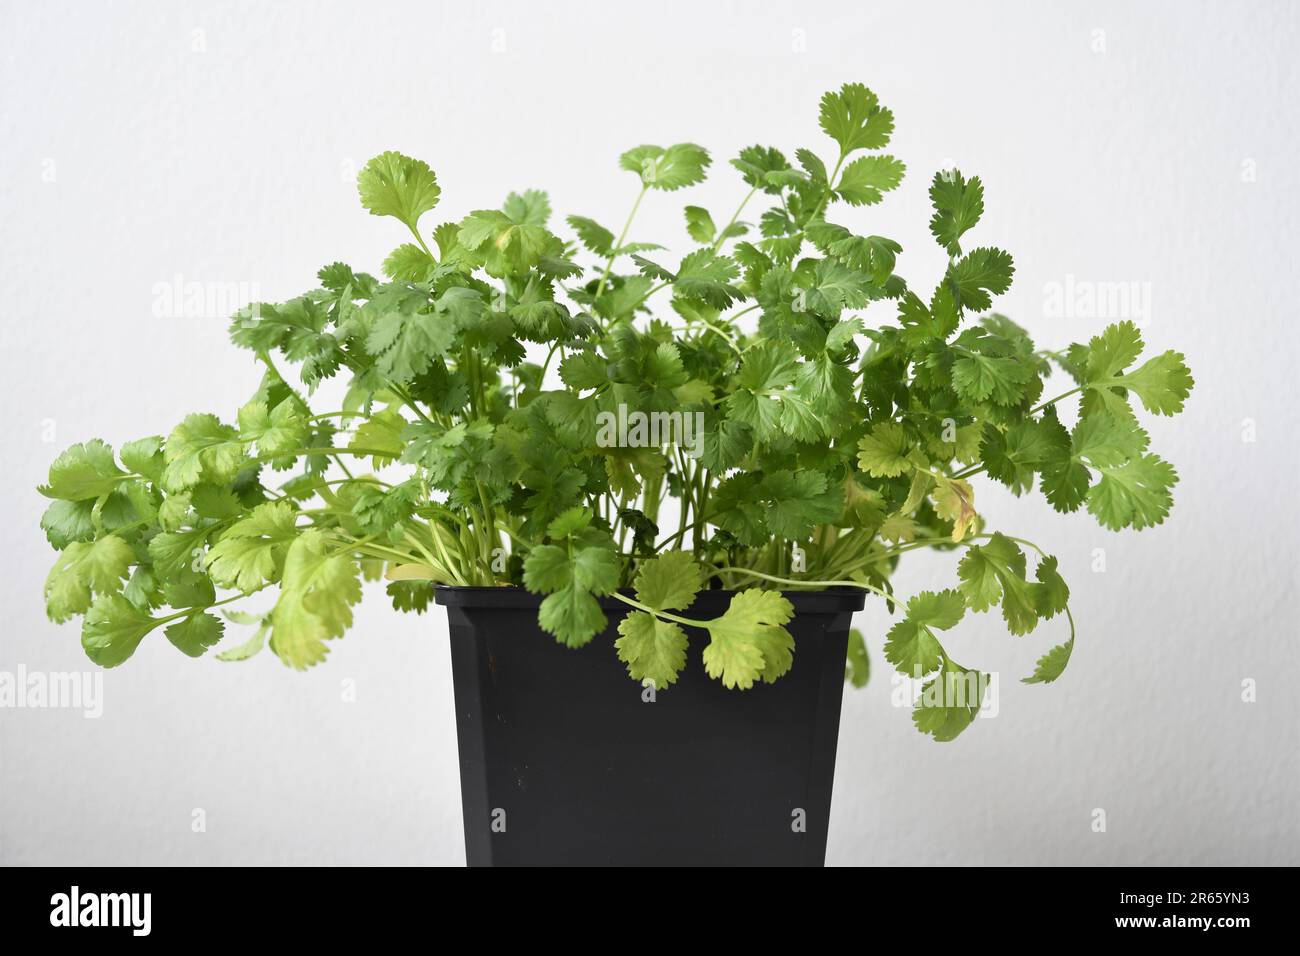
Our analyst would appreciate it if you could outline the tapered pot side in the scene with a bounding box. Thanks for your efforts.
[436,586,864,867]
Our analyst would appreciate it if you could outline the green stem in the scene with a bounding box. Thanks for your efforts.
[416,525,468,586]
[709,186,759,252]
[725,303,760,324]
[608,591,710,629]
[691,318,744,355]
[151,593,247,629]
[538,341,561,385]
[809,150,848,222]
[594,184,648,301]
[716,565,894,602]
[407,223,436,262]
[1029,385,1083,415]
[390,385,436,426]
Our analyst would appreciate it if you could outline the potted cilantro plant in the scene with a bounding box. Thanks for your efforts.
[39,83,1192,866]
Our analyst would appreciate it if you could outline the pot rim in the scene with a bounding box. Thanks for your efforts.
[433,584,866,613]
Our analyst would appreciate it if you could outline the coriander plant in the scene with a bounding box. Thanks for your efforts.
[39,84,1192,739]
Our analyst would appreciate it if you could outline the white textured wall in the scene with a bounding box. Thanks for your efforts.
[2,0,1296,865]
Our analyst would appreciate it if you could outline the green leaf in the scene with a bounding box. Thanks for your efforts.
[726,342,798,439]
[1040,457,1091,514]
[44,535,135,623]
[845,629,870,688]
[120,436,164,483]
[216,620,269,662]
[80,535,134,593]
[857,422,911,477]
[536,586,607,649]
[731,145,790,193]
[633,551,703,611]
[1034,556,1070,619]
[956,533,1038,634]
[502,189,551,227]
[952,353,1032,406]
[1072,411,1149,467]
[825,317,863,353]
[760,471,842,539]
[40,499,97,549]
[238,398,308,458]
[1040,411,1148,512]
[364,292,455,384]
[1023,638,1074,684]
[835,155,906,205]
[458,202,553,276]
[818,83,894,154]
[162,414,247,493]
[382,243,434,281]
[684,205,716,244]
[702,589,795,689]
[804,223,901,284]
[672,249,741,308]
[803,259,877,316]
[357,151,441,230]
[558,351,609,391]
[165,611,225,658]
[794,148,828,184]
[205,501,299,592]
[573,545,621,595]
[948,247,1014,312]
[567,214,616,256]
[1082,320,1143,380]
[1086,453,1178,530]
[982,418,1064,492]
[81,594,160,667]
[1100,350,1194,416]
[349,408,407,467]
[39,439,126,501]
[547,506,594,540]
[522,530,621,648]
[884,589,965,676]
[700,414,752,472]
[619,143,711,191]
[711,470,841,546]
[615,612,689,688]
[162,571,214,610]
[928,171,984,255]
[350,480,420,540]
[913,659,987,741]
[148,527,212,579]
[44,545,94,622]
[268,530,362,669]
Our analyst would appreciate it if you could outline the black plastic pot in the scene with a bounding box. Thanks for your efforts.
[435,586,864,866]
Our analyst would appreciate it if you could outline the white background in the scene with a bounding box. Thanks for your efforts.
[2,0,1297,865]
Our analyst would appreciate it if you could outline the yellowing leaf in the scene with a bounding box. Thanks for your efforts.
[934,477,977,541]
